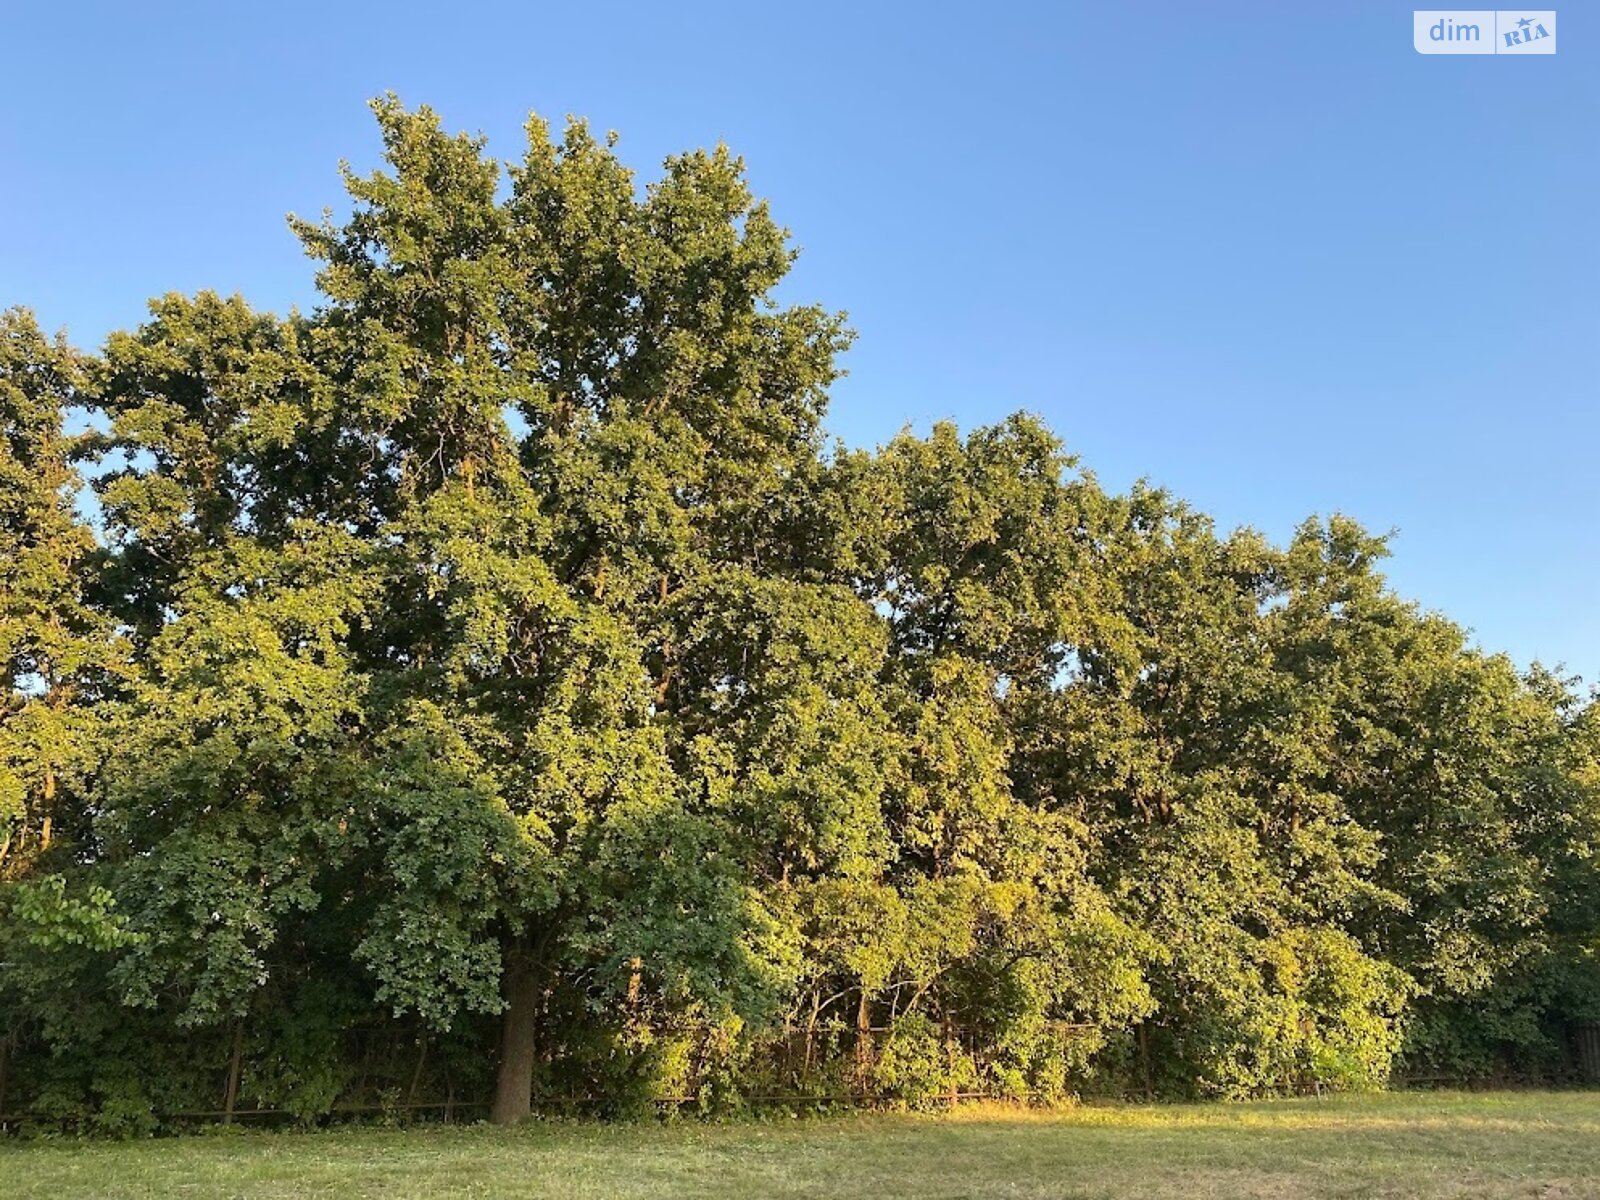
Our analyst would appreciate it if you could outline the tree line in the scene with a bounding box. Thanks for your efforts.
[2,99,1597,1131]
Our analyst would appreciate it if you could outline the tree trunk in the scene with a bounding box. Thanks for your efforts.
[222,1019,245,1124]
[406,1035,429,1108]
[1138,1022,1155,1100]
[855,988,873,1092]
[943,1008,958,1107]
[491,941,539,1125]
[804,989,820,1077]
[0,1032,10,1121]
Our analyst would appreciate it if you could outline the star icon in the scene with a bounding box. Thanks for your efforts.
[1517,16,1533,28]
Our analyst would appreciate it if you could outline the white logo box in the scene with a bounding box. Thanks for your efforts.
[1414,10,1556,53]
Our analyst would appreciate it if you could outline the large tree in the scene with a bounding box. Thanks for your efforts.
[284,98,853,1122]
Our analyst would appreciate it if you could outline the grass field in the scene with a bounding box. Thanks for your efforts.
[4,1091,1599,1199]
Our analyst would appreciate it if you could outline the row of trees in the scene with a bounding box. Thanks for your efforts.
[3,100,1598,1130]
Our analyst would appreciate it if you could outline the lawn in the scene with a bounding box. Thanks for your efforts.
[4,1091,1598,1199]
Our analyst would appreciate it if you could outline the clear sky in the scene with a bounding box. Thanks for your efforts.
[2,3,1594,680]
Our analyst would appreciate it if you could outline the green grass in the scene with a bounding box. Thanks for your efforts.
[5,1091,1600,1199]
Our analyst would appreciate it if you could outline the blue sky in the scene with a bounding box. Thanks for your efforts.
[3,3,1595,679]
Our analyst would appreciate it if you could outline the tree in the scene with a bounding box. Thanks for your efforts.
[287,98,853,1121]
[0,309,114,878]
[1,100,1595,1126]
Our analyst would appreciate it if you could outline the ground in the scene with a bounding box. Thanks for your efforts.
[4,1090,1599,1199]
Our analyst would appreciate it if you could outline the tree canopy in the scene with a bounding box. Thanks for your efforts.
[2,100,1597,1130]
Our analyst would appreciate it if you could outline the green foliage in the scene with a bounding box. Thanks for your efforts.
[869,1015,978,1109]
[1,99,1596,1130]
